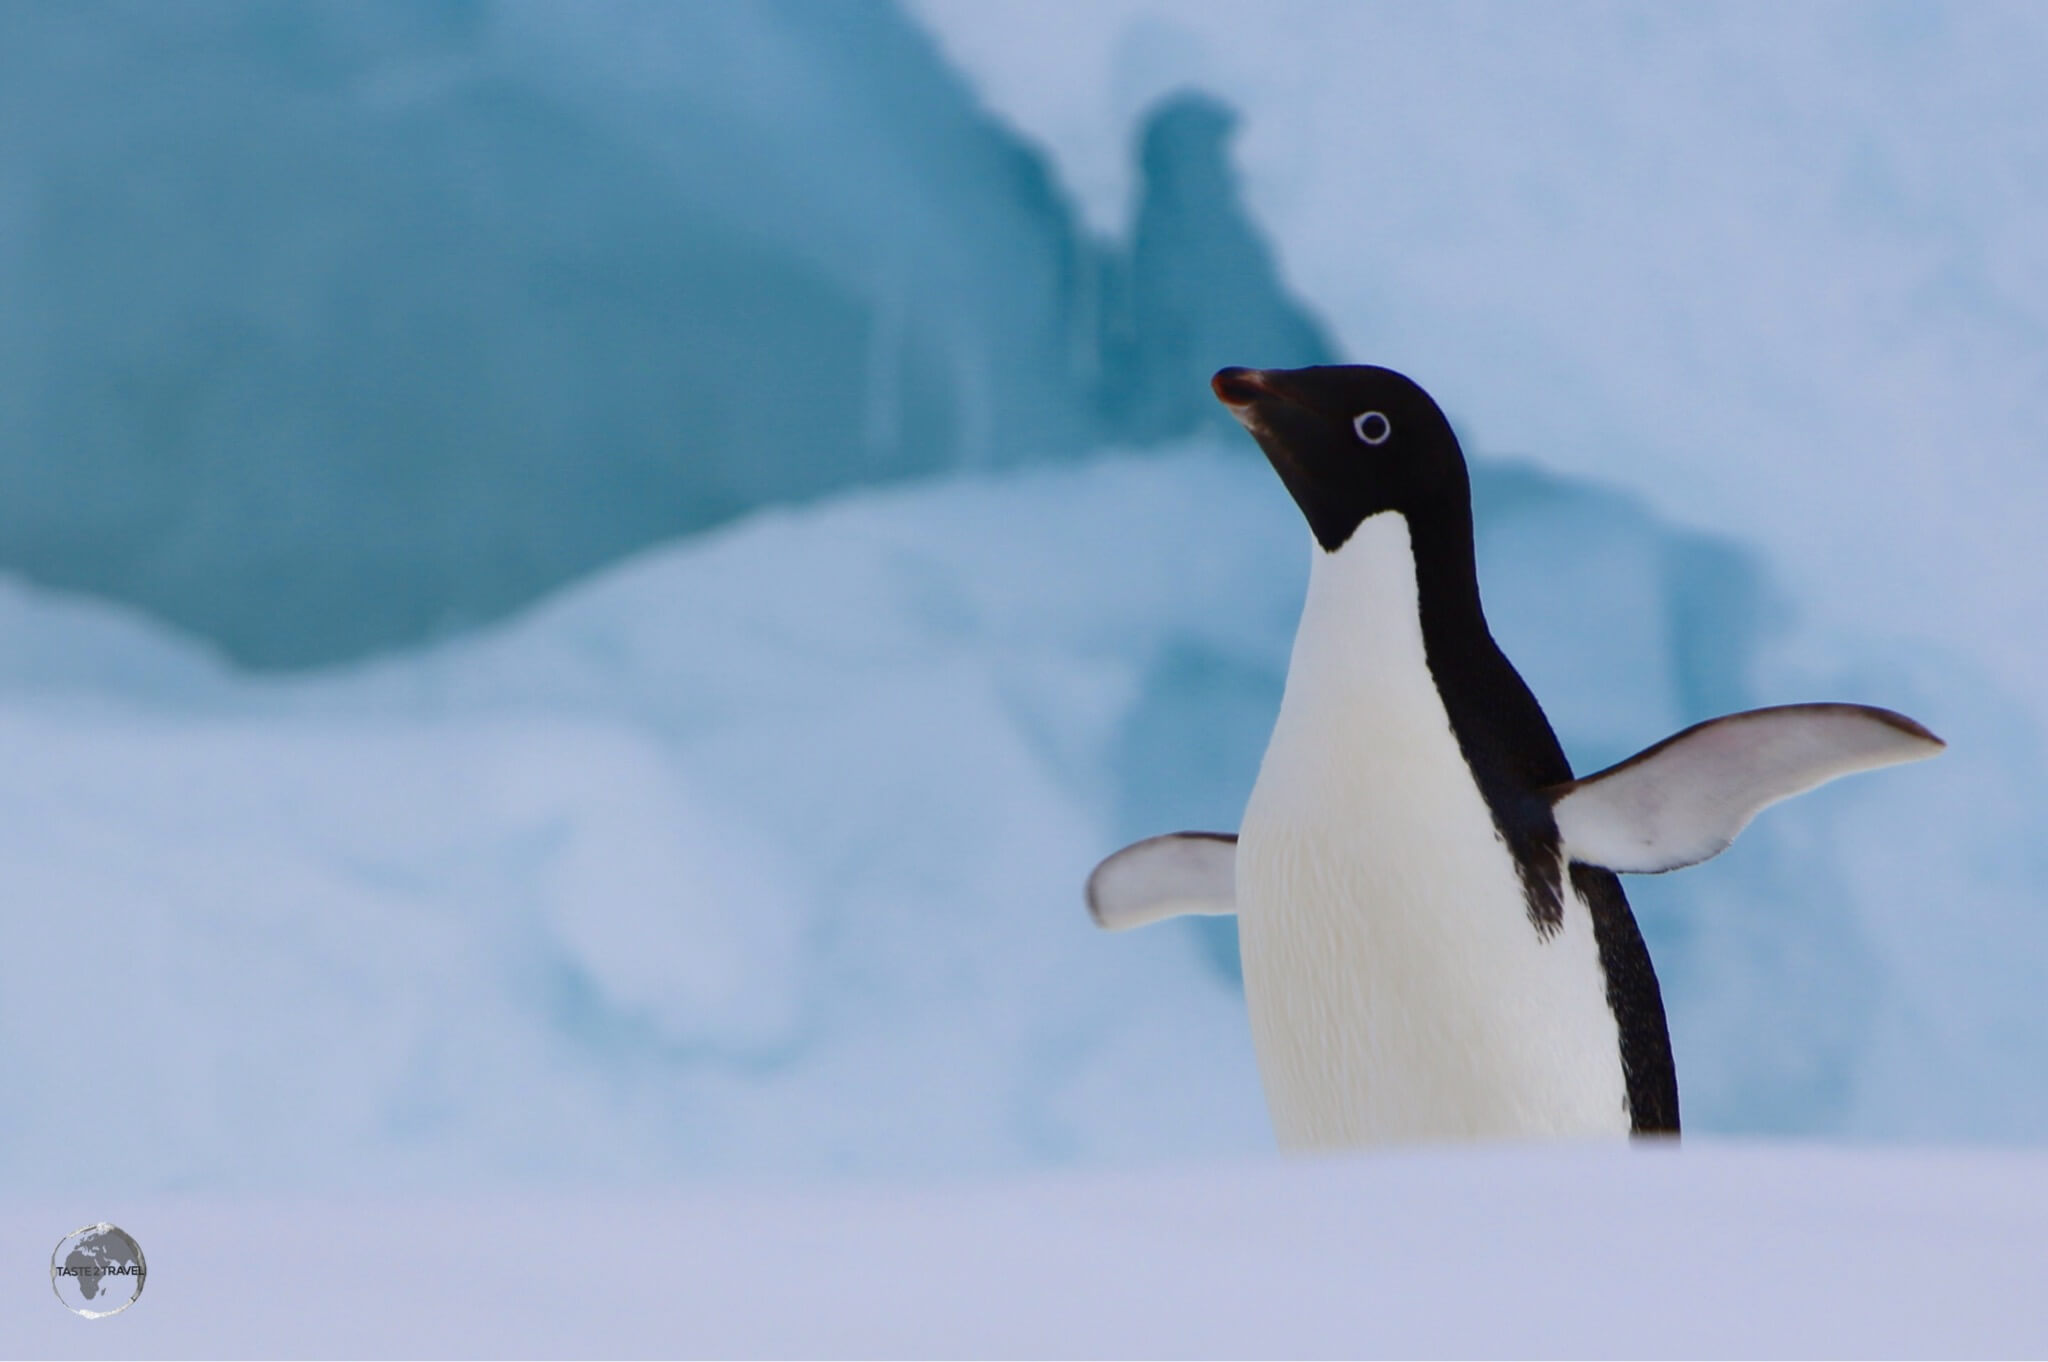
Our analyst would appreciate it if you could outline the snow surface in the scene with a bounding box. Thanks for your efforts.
[9,1144,2047,1358]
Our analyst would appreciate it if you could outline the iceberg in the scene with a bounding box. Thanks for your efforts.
[0,0,2042,1195]
[0,0,1328,668]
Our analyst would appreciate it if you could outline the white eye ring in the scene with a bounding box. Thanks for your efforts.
[1352,410,1392,445]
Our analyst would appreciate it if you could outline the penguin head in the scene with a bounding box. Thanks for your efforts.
[1212,365,1470,553]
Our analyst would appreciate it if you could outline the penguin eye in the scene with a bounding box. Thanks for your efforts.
[1352,411,1392,445]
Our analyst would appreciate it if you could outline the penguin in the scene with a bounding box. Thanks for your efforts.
[1086,364,1944,1149]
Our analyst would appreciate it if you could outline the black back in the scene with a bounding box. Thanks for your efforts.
[1214,364,1680,1134]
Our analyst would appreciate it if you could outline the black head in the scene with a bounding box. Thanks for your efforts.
[1212,365,1471,552]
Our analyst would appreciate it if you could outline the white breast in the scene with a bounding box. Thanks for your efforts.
[1237,514,1628,1149]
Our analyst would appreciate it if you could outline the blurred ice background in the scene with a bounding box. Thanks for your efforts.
[2,0,2045,1198]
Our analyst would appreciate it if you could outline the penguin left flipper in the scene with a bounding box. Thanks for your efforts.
[1548,702,1945,874]
[1086,832,1237,930]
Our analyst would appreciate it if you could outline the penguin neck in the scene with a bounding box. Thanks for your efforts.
[1297,508,1487,695]
[1293,505,1574,933]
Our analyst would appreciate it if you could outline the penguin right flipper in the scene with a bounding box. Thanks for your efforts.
[1548,702,1945,874]
[1085,832,1237,930]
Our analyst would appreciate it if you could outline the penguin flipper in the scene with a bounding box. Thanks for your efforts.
[1548,703,1944,874]
[1085,832,1237,930]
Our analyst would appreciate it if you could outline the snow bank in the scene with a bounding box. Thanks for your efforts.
[2,450,2038,1198]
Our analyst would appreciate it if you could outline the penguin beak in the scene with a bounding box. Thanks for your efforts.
[1213,367,1317,437]
[1213,366,1321,502]
[1211,367,1275,426]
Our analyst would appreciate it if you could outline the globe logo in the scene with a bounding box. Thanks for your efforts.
[50,1223,147,1318]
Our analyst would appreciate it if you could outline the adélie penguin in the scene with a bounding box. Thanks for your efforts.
[1085,364,1944,1148]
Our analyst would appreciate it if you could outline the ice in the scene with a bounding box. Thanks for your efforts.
[912,0,2048,725]
[3,445,2042,1196]
[0,1,1328,667]
[910,0,2048,1136]
[0,455,1264,1191]
[491,723,808,1055]
[2,0,2046,1201]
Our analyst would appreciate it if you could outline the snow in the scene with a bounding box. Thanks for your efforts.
[9,1143,2046,1357]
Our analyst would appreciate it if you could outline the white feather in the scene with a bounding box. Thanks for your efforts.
[1085,833,1236,931]
[1551,704,1945,873]
[1238,514,1629,1149]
